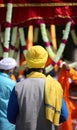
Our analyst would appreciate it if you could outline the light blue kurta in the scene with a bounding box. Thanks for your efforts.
[0,72,15,130]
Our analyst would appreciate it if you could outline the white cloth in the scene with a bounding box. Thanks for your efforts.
[0,57,17,70]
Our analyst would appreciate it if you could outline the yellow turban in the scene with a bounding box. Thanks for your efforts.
[26,45,48,68]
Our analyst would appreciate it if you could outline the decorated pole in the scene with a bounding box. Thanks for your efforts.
[27,25,33,49]
[50,25,57,52]
[71,22,77,46]
[19,27,27,59]
[3,0,13,57]
[40,20,72,73]
[33,27,39,45]
[40,22,55,59]
[9,27,17,57]
[13,31,20,59]
[46,21,72,73]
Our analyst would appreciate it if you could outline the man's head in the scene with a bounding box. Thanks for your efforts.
[26,45,48,69]
[0,57,17,75]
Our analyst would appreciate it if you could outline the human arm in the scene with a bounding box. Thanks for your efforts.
[7,87,19,124]
[59,98,68,124]
[69,68,77,84]
[61,62,77,84]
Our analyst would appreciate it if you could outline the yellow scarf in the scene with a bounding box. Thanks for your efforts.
[27,72,63,126]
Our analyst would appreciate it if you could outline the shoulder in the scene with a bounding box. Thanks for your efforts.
[47,75,62,88]
[8,78,16,86]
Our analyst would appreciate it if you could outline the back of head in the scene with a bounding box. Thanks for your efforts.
[0,57,17,70]
[26,45,48,69]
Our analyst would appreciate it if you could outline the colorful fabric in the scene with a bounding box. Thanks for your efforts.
[0,0,77,27]
[69,68,77,84]
[45,75,63,126]
[7,71,68,130]
[26,45,48,68]
[27,72,63,125]
[58,68,73,130]
[0,72,15,130]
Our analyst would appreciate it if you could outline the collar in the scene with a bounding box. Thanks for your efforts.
[27,71,46,78]
[0,72,10,78]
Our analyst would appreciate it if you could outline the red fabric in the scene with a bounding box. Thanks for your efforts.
[0,0,77,27]
[0,0,77,3]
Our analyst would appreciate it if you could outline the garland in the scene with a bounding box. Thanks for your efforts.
[46,29,55,51]
[69,62,77,68]
[13,32,20,59]
[53,21,71,62]
[9,27,17,57]
[71,28,77,45]
[33,27,39,45]
[45,61,77,74]
[40,21,72,73]
[40,23,55,59]
[3,0,13,57]
[19,27,27,59]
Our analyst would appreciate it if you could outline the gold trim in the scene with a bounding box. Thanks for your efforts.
[0,3,77,7]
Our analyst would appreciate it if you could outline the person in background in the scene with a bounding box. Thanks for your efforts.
[16,61,28,82]
[0,57,17,130]
[57,63,77,130]
[7,45,68,130]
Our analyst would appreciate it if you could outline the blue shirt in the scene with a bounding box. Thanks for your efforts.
[0,72,16,130]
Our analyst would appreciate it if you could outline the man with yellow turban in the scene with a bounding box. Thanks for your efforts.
[7,45,68,130]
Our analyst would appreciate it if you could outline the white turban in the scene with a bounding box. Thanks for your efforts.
[0,57,17,70]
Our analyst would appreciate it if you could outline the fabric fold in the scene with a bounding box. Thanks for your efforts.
[45,75,63,126]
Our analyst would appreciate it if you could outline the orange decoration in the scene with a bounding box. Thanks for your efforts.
[58,68,73,130]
